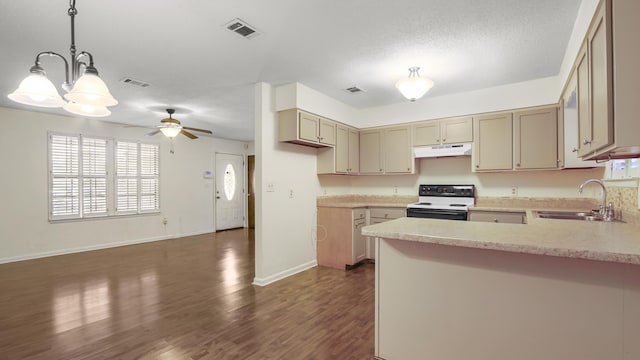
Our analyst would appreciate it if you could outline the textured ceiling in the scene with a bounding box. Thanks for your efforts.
[0,0,582,141]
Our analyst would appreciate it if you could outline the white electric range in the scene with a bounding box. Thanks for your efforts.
[406,184,475,221]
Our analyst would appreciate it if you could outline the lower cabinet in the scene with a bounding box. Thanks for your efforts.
[367,207,406,260]
[317,207,367,270]
[468,210,527,224]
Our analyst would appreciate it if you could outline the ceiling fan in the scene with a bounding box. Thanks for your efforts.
[147,109,213,139]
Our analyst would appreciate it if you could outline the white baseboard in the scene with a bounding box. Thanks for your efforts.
[0,229,215,265]
[252,259,318,286]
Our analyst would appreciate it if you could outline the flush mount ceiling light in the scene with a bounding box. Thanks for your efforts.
[395,67,434,102]
[8,0,117,117]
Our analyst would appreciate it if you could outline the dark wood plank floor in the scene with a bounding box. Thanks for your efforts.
[0,229,375,359]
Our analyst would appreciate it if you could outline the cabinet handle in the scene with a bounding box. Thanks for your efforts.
[476,165,479,168]
[379,168,383,171]
[407,167,410,171]
[516,163,520,167]
[572,148,578,153]
[583,140,591,145]
[442,138,446,142]
[436,138,440,142]
[493,219,498,223]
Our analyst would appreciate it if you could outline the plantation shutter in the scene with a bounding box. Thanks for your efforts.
[140,143,160,212]
[116,141,139,213]
[50,134,80,219]
[82,137,108,216]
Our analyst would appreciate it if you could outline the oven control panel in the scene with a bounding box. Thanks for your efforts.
[418,185,475,197]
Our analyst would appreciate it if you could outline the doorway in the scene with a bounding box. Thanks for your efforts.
[247,155,255,228]
[215,153,245,231]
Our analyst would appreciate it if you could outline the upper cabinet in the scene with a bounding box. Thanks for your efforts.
[573,0,640,160]
[318,124,359,174]
[473,113,513,171]
[413,117,473,146]
[560,72,601,168]
[279,109,336,147]
[360,126,414,174]
[513,106,559,170]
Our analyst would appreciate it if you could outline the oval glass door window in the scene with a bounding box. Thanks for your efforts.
[223,163,236,200]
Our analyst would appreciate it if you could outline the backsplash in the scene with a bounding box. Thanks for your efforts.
[607,186,640,224]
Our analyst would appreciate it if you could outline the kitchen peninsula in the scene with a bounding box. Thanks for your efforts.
[363,216,640,360]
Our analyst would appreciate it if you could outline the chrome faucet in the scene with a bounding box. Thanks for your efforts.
[579,179,614,221]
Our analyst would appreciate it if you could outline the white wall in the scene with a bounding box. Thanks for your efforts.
[253,83,319,286]
[0,106,250,263]
[319,156,605,199]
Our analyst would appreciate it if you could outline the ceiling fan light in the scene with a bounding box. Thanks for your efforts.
[396,67,434,102]
[63,101,111,117]
[160,125,183,138]
[8,72,65,107]
[64,72,118,107]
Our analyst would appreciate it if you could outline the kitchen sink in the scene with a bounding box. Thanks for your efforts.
[533,210,603,221]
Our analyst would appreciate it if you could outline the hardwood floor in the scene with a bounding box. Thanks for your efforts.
[0,229,375,359]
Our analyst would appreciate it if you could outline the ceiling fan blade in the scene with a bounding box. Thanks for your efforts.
[181,130,198,139]
[146,129,161,137]
[183,126,213,134]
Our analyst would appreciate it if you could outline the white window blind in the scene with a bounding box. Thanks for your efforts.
[50,134,80,219]
[116,141,160,214]
[49,133,159,221]
[82,137,108,216]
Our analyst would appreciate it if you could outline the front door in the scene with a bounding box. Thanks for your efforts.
[215,153,244,231]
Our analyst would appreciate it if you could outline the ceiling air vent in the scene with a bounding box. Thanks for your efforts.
[344,86,365,94]
[120,77,150,88]
[225,18,261,39]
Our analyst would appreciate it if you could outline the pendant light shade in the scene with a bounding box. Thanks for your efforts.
[63,101,111,117]
[64,72,118,107]
[396,67,434,102]
[160,125,183,138]
[8,72,65,107]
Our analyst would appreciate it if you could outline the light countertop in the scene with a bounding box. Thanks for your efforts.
[362,213,640,265]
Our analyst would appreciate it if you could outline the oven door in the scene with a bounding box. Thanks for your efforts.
[406,207,468,221]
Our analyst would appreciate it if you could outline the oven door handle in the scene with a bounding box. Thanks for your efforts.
[408,209,466,216]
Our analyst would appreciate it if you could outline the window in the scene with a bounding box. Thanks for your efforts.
[48,133,159,221]
[115,141,159,214]
[223,163,236,200]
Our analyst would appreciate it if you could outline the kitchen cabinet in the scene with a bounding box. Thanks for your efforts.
[317,207,367,270]
[513,106,559,170]
[472,112,513,171]
[574,0,640,160]
[559,72,601,168]
[360,126,414,174]
[413,117,473,146]
[317,125,359,174]
[468,210,526,224]
[367,207,405,259]
[279,109,336,147]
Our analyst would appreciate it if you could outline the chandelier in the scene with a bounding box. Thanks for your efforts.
[8,0,117,117]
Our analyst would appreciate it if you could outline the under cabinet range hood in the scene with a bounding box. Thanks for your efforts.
[414,143,472,158]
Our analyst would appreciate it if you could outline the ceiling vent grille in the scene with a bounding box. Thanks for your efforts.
[120,77,150,88]
[344,86,365,94]
[225,18,261,39]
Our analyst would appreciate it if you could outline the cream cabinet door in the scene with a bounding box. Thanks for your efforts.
[513,106,559,170]
[473,113,513,171]
[348,128,360,173]
[318,118,336,146]
[359,130,383,174]
[413,121,440,146]
[576,44,591,157]
[298,111,319,143]
[335,125,349,173]
[442,117,473,144]
[587,3,613,154]
[384,126,413,173]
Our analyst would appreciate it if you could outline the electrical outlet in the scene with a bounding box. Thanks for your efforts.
[266,183,275,192]
[289,189,294,199]
[394,186,398,194]
[162,217,168,225]
[511,186,518,196]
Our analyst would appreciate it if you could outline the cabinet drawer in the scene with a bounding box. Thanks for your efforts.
[468,211,526,224]
[370,208,405,220]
